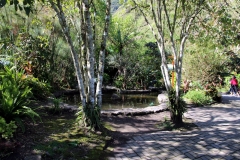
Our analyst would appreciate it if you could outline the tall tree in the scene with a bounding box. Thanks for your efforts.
[130,0,207,125]
[0,0,112,129]
[49,0,111,129]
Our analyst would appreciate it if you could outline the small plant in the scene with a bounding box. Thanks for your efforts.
[183,90,213,106]
[168,88,187,125]
[0,117,17,139]
[76,105,101,130]
[49,98,62,114]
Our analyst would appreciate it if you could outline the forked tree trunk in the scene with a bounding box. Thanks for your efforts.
[132,0,205,125]
[49,0,111,128]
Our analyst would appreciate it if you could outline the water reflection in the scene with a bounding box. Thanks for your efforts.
[62,92,159,110]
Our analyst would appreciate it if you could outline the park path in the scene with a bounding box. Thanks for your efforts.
[109,94,240,160]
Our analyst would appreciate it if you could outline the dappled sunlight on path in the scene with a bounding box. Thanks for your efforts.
[109,93,240,160]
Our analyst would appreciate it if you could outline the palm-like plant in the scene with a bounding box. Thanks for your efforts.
[0,66,40,126]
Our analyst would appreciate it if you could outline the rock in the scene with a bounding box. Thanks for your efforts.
[111,93,121,100]
[101,104,168,116]
[157,94,168,103]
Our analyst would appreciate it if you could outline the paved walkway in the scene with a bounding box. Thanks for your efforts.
[109,94,240,160]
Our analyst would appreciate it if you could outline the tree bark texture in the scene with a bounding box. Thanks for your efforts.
[133,0,206,124]
[49,0,86,108]
[82,0,95,109]
[96,0,111,108]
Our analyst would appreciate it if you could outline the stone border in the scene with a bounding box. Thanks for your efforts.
[45,96,169,116]
[101,103,168,116]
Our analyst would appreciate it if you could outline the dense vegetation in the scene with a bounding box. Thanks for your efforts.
[0,0,240,159]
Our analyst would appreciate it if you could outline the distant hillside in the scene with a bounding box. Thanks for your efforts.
[111,0,120,13]
[112,4,156,43]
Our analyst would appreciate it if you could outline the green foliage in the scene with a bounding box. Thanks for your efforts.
[23,77,52,100]
[168,88,187,117]
[183,38,227,85]
[114,75,124,89]
[0,66,41,139]
[76,105,101,130]
[49,98,62,114]
[0,116,17,139]
[183,90,213,106]
[189,81,204,90]
[103,73,111,85]
[205,83,220,102]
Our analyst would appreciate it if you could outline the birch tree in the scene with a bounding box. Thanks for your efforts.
[48,0,111,129]
[130,0,207,124]
[0,0,111,129]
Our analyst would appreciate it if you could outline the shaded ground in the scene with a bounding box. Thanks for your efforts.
[0,101,198,160]
[101,109,198,149]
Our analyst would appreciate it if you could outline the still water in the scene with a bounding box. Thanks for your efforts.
[62,92,159,110]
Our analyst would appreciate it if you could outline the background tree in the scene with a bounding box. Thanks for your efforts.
[107,12,162,90]
[129,0,207,125]
[183,0,240,86]
[0,3,77,89]
[108,14,141,89]
[183,37,227,85]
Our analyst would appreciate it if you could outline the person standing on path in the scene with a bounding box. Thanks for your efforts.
[230,75,239,96]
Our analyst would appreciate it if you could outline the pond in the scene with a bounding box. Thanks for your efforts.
[61,92,160,110]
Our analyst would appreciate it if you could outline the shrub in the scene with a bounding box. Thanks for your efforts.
[190,81,204,90]
[114,76,124,89]
[205,84,220,102]
[22,77,52,100]
[76,105,101,130]
[183,90,213,106]
[49,98,62,114]
[0,66,41,139]
[0,117,17,139]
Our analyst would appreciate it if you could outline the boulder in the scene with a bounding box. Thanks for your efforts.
[157,94,168,104]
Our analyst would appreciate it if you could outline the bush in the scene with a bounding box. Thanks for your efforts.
[0,66,41,139]
[22,77,52,100]
[183,90,213,106]
[0,117,17,139]
[114,76,124,89]
[48,98,62,114]
[205,84,220,102]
